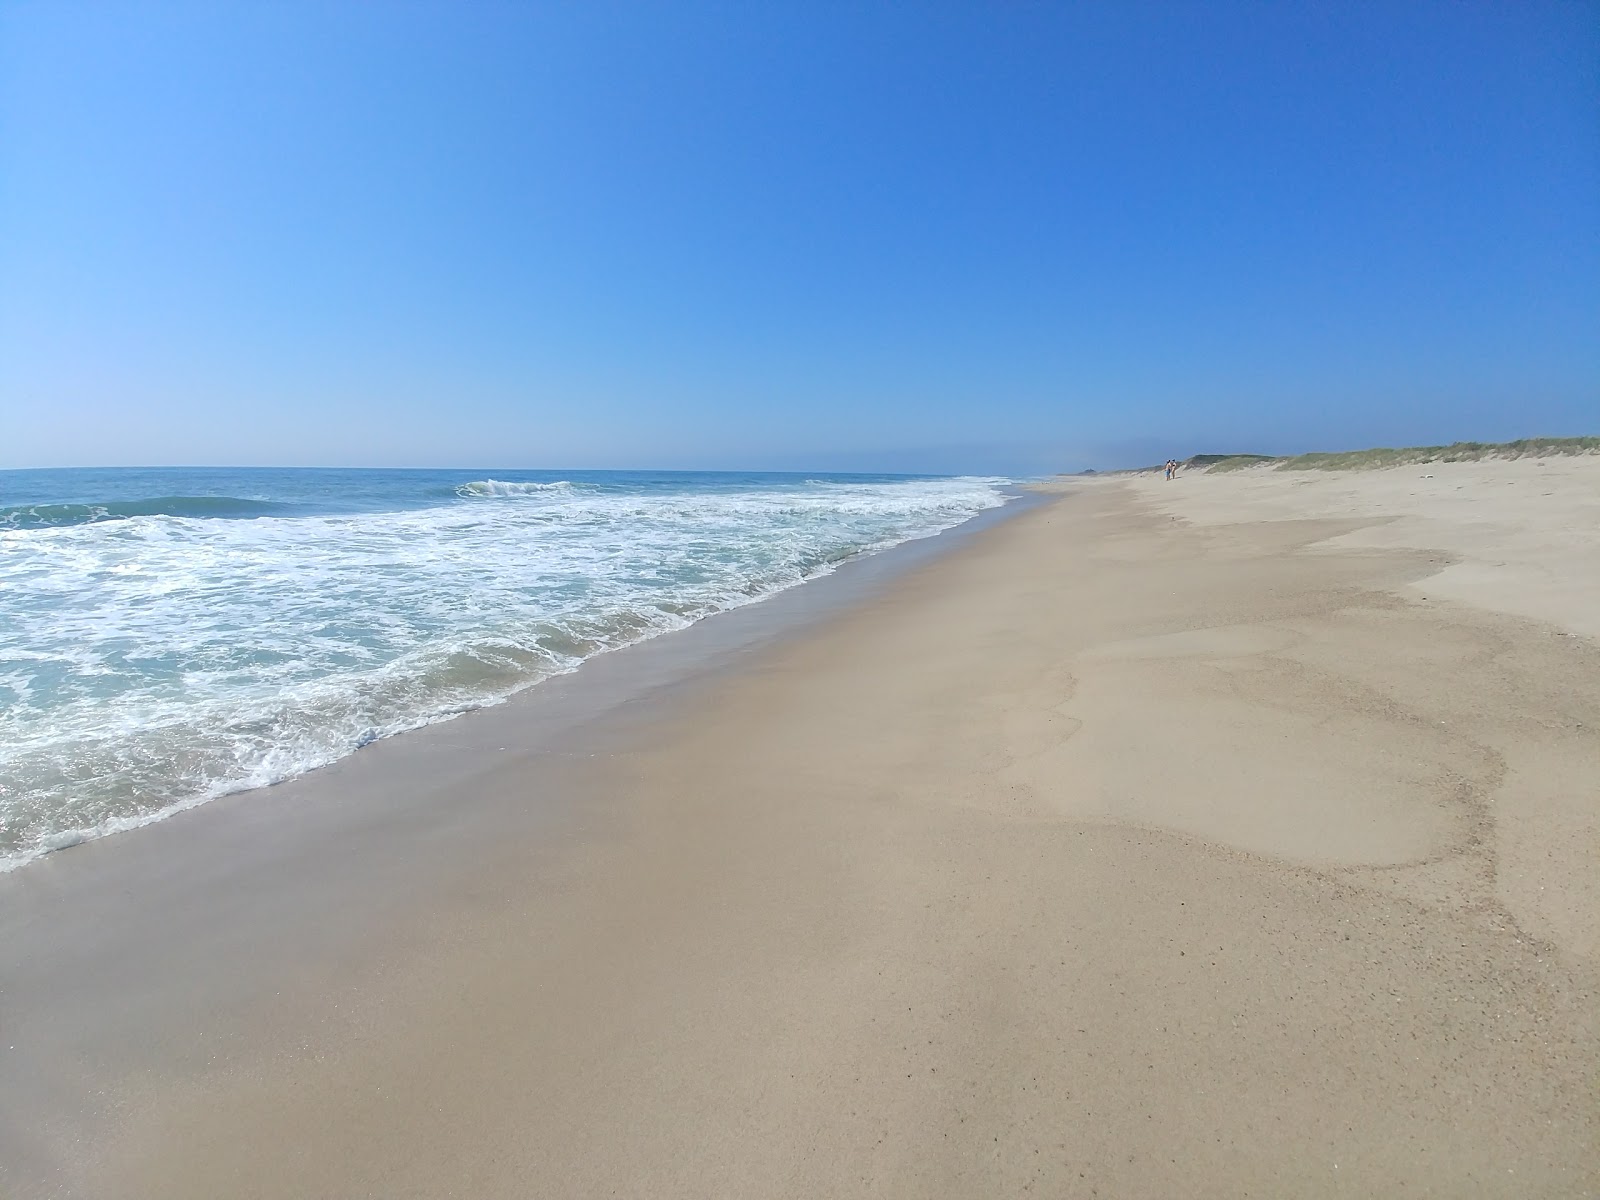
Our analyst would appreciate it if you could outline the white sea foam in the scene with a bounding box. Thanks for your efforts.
[456,478,576,497]
[0,473,1009,869]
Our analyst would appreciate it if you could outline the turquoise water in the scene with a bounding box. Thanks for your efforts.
[0,467,1009,868]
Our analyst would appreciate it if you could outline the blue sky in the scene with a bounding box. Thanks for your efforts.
[2,2,1595,473]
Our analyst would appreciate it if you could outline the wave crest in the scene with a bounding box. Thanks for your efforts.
[455,479,575,498]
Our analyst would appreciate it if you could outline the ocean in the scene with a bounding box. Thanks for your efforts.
[0,466,1010,869]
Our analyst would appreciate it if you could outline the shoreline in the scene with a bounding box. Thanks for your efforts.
[4,468,1596,1197]
[0,491,1044,1190]
[0,487,1035,875]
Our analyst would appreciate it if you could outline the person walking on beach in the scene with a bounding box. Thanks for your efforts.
[1164,459,1177,481]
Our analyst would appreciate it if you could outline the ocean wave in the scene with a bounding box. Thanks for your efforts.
[455,479,577,498]
[0,495,283,529]
[0,472,1011,870]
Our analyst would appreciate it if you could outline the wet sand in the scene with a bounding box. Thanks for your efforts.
[3,463,1596,1198]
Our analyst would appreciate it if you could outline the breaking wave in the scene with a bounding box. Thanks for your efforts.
[0,468,1012,869]
[456,479,577,497]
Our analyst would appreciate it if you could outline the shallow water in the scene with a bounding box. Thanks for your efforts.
[0,467,1008,868]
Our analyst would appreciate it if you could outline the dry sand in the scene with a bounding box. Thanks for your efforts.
[4,458,1597,1198]
[1142,455,1600,637]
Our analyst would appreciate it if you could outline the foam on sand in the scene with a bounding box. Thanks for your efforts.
[0,470,1009,869]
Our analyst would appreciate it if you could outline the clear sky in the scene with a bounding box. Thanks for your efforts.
[2,2,1595,474]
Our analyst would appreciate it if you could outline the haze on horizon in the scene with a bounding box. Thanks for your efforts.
[2,2,1595,476]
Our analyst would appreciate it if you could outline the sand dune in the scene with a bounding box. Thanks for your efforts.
[1145,454,1600,636]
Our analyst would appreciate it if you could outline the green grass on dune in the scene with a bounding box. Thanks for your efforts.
[1279,437,1600,470]
[1195,437,1598,473]
[1203,455,1277,472]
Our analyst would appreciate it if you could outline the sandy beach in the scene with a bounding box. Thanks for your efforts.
[3,458,1597,1198]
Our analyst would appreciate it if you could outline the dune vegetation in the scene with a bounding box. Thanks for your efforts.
[1197,437,1599,473]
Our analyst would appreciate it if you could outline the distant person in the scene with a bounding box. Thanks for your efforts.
[1164,459,1176,481]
